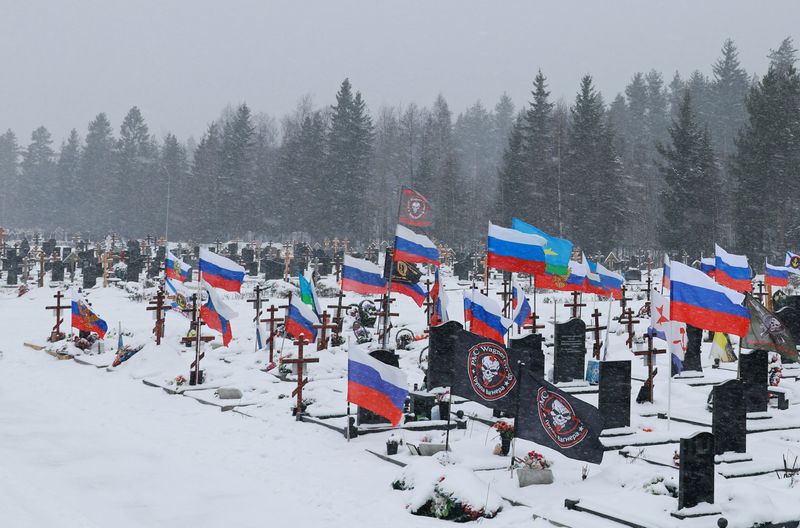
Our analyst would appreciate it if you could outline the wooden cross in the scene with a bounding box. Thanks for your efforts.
[260,304,284,363]
[333,253,343,281]
[214,238,222,253]
[248,284,265,322]
[619,307,640,349]
[282,247,293,282]
[496,276,512,318]
[45,290,69,342]
[313,311,338,351]
[146,285,167,345]
[326,289,346,346]
[375,293,398,345]
[586,308,607,359]
[522,311,545,333]
[423,278,434,327]
[634,330,667,403]
[102,250,113,288]
[565,290,586,319]
[283,336,319,420]
[619,283,632,310]
[754,280,766,304]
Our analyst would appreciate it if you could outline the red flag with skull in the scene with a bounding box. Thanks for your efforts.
[399,188,432,227]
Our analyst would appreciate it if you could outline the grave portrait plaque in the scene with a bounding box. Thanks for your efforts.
[553,318,587,383]
[598,360,631,429]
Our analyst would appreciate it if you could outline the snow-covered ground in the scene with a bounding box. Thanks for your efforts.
[2,265,800,527]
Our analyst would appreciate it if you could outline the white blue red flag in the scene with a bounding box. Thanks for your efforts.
[669,261,750,337]
[714,244,751,292]
[464,289,511,343]
[165,250,192,282]
[286,294,320,341]
[348,345,408,426]
[342,255,386,295]
[649,289,687,373]
[199,248,245,293]
[429,268,449,325]
[393,225,440,266]
[596,262,624,300]
[486,223,546,276]
[200,285,237,346]
[511,277,531,328]
[662,253,671,290]
[765,260,789,288]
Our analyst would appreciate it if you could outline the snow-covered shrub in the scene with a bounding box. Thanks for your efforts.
[643,475,678,498]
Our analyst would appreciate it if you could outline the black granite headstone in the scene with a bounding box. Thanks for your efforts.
[262,259,283,280]
[246,261,258,276]
[317,256,332,277]
[241,248,255,263]
[682,324,703,372]
[712,379,746,455]
[227,242,238,256]
[6,268,17,285]
[599,360,631,429]
[738,349,768,413]
[677,432,715,511]
[125,259,142,282]
[51,261,65,282]
[83,267,97,289]
[624,269,642,282]
[775,306,800,344]
[453,259,471,281]
[357,349,400,426]
[509,333,545,379]
[553,318,587,383]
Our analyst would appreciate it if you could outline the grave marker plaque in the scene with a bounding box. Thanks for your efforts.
[357,349,400,426]
[738,349,768,413]
[677,432,715,512]
[598,360,631,429]
[553,318,587,383]
[712,379,746,455]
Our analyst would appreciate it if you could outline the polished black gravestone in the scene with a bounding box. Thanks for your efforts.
[623,269,642,282]
[246,261,258,277]
[6,268,17,285]
[775,306,800,344]
[51,261,65,282]
[82,267,97,289]
[738,349,768,413]
[509,333,545,379]
[674,432,717,517]
[682,324,704,372]
[241,248,255,263]
[553,318,587,383]
[599,360,631,429]
[125,260,142,282]
[317,257,332,277]
[227,242,238,256]
[262,259,283,280]
[357,349,400,426]
[452,259,471,281]
[712,379,746,455]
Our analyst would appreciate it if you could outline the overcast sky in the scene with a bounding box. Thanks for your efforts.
[1,0,798,144]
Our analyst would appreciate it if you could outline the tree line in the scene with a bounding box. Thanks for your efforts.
[1,38,798,262]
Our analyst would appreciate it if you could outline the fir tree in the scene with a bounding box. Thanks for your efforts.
[220,103,256,235]
[57,129,82,230]
[0,130,19,226]
[80,113,115,234]
[20,126,56,228]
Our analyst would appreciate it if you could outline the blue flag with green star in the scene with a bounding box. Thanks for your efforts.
[511,218,572,277]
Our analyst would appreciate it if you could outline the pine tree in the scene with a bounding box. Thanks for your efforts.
[565,75,624,252]
[115,107,158,235]
[521,70,557,233]
[20,126,56,228]
[219,103,256,235]
[657,93,718,255]
[191,123,222,240]
[80,113,115,234]
[161,133,189,240]
[496,114,526,225]
[733,39,800,257]
[57,130,82,230]
[0,130,19,226]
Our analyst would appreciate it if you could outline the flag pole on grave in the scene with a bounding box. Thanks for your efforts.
[194,255,203,384]
[381,188,406,349]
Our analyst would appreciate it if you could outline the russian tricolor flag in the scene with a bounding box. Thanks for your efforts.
[393,225,440,266]
[342,255,386,295]
[596,262,624,300]
[347,346,408,426]
[511,278,531,327]
[199,248,245,293]
[464,290,511,343]
[714,244,752,292]
[563,259,588,292]
[765,260,789,288]
[286,295,319,341]
[669,261,750,337]
[391,280,426,307]
[165,250,192,282]
[700,257,716,277]
[486,223,546,276]
[662,253,671,290]
[585,256,608,296]
[430,268,450,325]
[71,300,108,339]
[200,285,236,346]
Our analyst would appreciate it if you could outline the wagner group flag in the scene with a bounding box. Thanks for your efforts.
[669,261,750,337]
[398,188,432,227]
[487,223,546,276]
[199,248,245,293]
[348,346,408,426]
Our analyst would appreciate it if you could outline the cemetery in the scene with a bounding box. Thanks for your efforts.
[2,228,799,528]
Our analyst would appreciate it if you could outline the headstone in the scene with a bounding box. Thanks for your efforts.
[453,259,471,281]
[51,260,65,282]
[712,379,746,455]
[227,242,238,256]
[83,267,97,289]
[738,349,768,413]
[676,432,716,512]
[624,269,642,282]
[262,259,283,280]
[246,261,258,277]
[553,318,587,383]
[6,268,17,285]
[125,259,142,282]
[509,333,545,379]
[775,306,800,343]
[409,391,436,420]
[682,324,703,372]
[357,349,400,426]
[317,256,332,277]
[598,360,631,429]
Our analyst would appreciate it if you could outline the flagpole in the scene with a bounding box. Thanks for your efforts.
[194,261,203,385]
[382,188,406,349]
[602,296,613,360]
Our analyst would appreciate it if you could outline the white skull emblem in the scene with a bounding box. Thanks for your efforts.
[481,355,501,384]
[550,399,572,431]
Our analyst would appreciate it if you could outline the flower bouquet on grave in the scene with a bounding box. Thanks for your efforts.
[493,421,514,456]
[513,450,554,487]
[174,375,187,387]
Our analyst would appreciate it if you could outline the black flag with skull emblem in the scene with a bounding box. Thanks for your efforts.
[514,369,605,464]
[741,293,799,363]
[428,321,524,415]
[429,321,605,462]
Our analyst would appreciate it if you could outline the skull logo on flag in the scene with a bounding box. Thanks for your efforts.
[467,342,516,401]
[537,388,589,448]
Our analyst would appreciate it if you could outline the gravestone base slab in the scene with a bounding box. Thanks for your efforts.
[669,506,721,520]
[714,452,752,464]
[600,426,636,437]
[746,412,772,420]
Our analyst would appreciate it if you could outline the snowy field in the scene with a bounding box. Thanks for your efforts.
[2,264,800,527]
